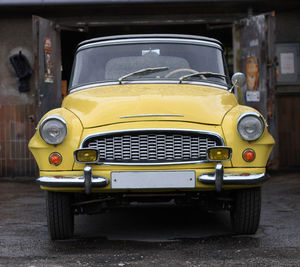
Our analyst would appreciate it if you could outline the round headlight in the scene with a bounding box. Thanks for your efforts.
[39,116,67,145]
[237,112,264,141]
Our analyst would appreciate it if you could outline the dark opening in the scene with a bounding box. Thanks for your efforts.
[61,23,233,88]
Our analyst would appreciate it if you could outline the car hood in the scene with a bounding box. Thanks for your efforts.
[63,84,238,128]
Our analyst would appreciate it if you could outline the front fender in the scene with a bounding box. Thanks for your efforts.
[222,105,275,168]
[28,108,83,171]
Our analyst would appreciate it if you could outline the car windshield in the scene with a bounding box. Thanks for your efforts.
[70,41,228,89]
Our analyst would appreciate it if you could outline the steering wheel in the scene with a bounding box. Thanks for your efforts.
[164,68,199,78]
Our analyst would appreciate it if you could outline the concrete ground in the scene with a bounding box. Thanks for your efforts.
[0,172,299,266]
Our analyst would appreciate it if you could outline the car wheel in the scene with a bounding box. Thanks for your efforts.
[230,187,261,235]
[46,191,74,240]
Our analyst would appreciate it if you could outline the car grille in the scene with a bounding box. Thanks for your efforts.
[82,130,224,165]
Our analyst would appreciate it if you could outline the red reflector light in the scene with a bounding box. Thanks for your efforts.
[243,149,256,162]
[49,152,62,166]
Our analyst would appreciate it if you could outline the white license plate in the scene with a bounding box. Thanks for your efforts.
[111,171,195,189]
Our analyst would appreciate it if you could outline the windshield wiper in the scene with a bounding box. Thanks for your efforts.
[118,67,169,84]
[179,72,227,84]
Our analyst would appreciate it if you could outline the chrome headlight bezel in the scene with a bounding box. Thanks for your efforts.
[237,112,265,141]
[39,115,67,145]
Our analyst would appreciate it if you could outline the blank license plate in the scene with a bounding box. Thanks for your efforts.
[111,171,195,189]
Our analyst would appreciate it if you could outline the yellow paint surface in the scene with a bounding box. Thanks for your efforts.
[29,83,275,192]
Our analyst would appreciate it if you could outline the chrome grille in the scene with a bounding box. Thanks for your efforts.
[82,130,223,164]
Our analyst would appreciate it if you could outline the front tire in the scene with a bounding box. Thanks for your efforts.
[230,187,261,235]
[46,191,74,240]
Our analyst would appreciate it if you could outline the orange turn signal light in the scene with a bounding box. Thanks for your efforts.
[49,152,62,166]
[243,149,256,162]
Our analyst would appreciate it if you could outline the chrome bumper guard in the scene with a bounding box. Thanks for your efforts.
[37,164,268,194]
[199,163,268,192]
[37,166,108,194]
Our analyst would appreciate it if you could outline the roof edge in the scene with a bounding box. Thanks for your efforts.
[78,34,223,49]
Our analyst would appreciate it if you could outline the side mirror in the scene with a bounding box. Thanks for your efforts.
[231,72,246,89]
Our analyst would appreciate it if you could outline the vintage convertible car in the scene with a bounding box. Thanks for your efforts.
[29,34,275,240]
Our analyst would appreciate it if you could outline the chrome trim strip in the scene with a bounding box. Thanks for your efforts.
[69,80,229,94]
[120,114,184,119]
[237,111,268,128]
[99,160,210,166]
[80,128,225,148]
[78,38,223,51]
[37,176,108,188]
[40,115,67,130]
[237,111,261,121]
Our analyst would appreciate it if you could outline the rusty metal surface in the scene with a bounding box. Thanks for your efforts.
[234,14,268,117]
[32,16,62,119]
[233,12,278,168]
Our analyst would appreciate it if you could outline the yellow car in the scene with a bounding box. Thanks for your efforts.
[29,34,275,240]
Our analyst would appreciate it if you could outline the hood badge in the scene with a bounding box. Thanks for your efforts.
[120,114,184,119]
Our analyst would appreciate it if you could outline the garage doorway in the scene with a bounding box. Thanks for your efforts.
[60,22,234,91]
[32,15,282,170]
[33,16,234,118]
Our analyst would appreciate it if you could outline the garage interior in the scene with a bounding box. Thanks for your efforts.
[60,22,234,87]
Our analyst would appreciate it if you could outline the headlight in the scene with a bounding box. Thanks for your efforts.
[237,112,264,141]
[39,115,67,145]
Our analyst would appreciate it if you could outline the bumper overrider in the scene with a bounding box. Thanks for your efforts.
[37,163,268,194]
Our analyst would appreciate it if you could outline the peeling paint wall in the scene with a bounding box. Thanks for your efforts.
[0,18,37,177]
[0,18,35,104]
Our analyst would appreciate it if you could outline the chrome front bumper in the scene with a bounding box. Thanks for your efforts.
[37,164,268,194]
[199,163,268,192]
[37,166,108,194]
